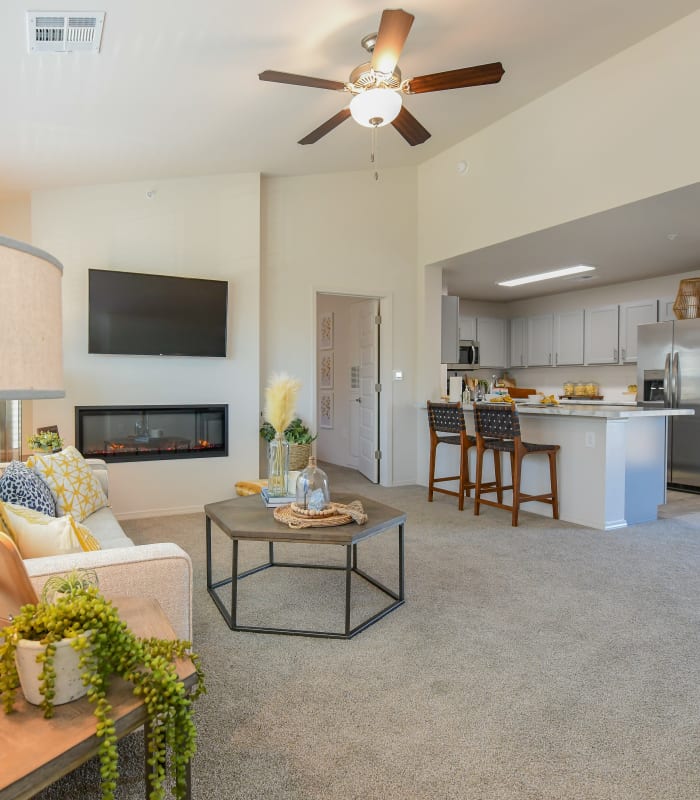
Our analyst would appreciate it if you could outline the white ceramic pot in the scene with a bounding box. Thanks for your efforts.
[15,634,90,706]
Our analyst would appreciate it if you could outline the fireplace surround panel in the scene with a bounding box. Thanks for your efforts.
[75,405,228,463]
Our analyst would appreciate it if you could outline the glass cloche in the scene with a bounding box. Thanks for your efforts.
[295,457,330,511]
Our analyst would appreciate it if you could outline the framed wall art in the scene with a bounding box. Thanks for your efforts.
[319,351,334,389]
[319,392,334,429]
[319,312,334,350]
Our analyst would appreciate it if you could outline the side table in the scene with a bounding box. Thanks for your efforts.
[0,596,198,800]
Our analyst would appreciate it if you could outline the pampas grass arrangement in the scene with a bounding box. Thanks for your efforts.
[264,373,301,495]
[264,373,301,434]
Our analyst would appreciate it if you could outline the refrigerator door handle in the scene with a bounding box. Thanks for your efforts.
[672,351,680,408]
[664,352,672,408]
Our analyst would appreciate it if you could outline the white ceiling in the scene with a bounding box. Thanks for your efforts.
[1,1,698,291]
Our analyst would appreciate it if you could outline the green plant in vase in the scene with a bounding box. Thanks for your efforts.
[0,585,205,800]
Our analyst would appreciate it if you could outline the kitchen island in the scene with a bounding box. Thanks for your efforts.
[458,403,693,530]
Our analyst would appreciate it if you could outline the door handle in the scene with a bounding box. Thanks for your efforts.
[672,351,680,408]
[355,397,361,404]
[664,352,671,408]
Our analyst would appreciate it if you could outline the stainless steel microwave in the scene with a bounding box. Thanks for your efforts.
[447,340,480,369]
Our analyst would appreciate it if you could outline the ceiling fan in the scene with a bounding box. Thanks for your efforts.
[259,8,504,147]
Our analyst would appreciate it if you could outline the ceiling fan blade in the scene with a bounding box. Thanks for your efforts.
[391,106,430,146]
[259,70,346,92]
[407,62,505,94]
[298,108,352,145]
[370,9,415,75]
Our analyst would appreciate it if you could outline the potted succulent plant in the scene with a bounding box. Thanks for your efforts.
[260,416,317,471]
[0,584,204,800]
[26,430,63,453]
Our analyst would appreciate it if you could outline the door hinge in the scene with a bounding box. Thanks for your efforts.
[374,382,382,393]
[374,314,382,325]
[374,449,382,460]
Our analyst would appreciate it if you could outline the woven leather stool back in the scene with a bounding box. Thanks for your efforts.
[427,402,467,434]
[473,402,521,441]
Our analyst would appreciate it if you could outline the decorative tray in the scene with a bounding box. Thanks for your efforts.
[274,500,367,529]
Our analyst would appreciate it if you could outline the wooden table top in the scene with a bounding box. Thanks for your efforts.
[205,492,407,546]
[0,596,197,800]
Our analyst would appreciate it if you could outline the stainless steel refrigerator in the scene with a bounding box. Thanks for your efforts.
[637,318,700,492]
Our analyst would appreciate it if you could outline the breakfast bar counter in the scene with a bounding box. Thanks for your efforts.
[456,403,693,530]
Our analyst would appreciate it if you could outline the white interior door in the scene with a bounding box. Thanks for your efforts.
[354,298,380,483]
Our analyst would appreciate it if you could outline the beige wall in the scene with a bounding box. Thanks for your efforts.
[0,195,31,241]
[261,168,418,486]
[30,174,261,517]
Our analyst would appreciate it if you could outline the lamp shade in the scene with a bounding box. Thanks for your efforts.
[350,88,402,128]
[0,236,64,399]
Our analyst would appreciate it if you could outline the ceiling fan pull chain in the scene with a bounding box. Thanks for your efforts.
[371,125,380,181]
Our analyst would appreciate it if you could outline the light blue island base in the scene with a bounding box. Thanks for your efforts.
[437,404,693,531]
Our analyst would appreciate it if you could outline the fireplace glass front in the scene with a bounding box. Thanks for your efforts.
[75,405,228,463]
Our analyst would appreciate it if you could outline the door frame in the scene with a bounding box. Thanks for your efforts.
[312,287,394,487]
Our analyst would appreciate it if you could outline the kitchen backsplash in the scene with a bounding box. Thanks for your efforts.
[455,365,639,403]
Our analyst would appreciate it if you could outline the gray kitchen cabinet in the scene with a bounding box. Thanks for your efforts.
[554,309,584,366]
[441,295,459,363]
[619,300,658,363]
[509,317,527,367]
[477,317,507,368]
[584,305,620,364]
[527,314,554,367]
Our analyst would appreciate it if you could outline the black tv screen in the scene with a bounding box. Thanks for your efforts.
[88,269,228,357]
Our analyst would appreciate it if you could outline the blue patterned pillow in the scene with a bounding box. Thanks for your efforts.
[0,461,56,517]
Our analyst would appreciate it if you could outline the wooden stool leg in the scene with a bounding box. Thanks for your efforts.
[512,451,523,527]
[458,440,467,511]
[494,451,503,503]
[474,444,483,516]
[428,437,436,502]
[548,450,559,519]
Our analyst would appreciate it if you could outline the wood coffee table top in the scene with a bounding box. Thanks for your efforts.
[205,492,407,546]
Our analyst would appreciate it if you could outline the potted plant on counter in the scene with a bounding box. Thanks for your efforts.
[0,584,205,800]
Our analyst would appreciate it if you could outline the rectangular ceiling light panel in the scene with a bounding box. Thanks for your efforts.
[27,11,105,53]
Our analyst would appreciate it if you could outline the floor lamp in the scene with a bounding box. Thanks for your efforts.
[0,234,65,622]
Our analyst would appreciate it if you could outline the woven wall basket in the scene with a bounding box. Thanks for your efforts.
[288,442,312,471]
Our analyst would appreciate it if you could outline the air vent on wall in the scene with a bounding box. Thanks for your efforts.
[27,11,105,53]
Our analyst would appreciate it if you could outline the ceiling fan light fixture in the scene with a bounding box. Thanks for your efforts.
[350,88,402,128]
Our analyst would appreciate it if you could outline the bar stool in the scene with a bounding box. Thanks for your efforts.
[426,401,478,510]
[472,402,560,527]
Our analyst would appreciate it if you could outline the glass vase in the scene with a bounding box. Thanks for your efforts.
[267,433,290,497]
[295,457,330,511]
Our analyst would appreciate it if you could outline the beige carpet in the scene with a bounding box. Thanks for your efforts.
[32,467,700,799]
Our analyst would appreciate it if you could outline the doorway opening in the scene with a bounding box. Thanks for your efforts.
[315,293,382,484]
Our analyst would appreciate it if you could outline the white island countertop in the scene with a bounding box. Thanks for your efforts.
[448,401,693,529]
[514,402,693,419]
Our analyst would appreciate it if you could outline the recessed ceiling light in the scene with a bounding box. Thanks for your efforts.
[497,265,596,287]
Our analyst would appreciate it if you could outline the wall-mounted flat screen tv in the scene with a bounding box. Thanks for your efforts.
[88,269,228,357]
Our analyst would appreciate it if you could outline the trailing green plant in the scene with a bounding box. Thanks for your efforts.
[0,586,205,800]
[259,417,317,444]
[26,430,63,451]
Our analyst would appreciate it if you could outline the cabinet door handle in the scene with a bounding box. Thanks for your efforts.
[621,347,626,361]
[555,352,559,366]
[613,347,618,361]
[548,352,552,365]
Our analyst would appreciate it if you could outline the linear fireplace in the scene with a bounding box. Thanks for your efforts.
[75,405,228,463]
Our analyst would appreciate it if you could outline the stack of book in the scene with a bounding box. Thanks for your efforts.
[260,487,295,508]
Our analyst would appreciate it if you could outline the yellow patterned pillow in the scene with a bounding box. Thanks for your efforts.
[27,446,108,522]
[0,501,100,559]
